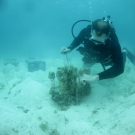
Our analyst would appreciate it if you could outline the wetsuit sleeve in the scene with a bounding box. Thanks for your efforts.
[98,32,124,80]
[67,28,86,51]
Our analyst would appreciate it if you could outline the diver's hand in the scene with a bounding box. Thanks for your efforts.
[80,74,99,83]
[61,47,71,54]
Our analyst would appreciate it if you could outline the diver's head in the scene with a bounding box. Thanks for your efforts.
[91,19,111,43]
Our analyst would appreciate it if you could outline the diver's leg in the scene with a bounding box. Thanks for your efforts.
[123,48,135,65]
[82,56,96,68]
[122,51,126,66]
[82,62,95,68]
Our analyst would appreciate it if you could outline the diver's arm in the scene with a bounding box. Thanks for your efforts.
[67,28,86,51]
[98,42,124,80]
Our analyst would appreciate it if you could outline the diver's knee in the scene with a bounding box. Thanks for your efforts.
[82,63,94,68]
[122,49,127,54]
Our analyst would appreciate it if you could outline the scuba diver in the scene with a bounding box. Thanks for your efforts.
[61,16,135,83]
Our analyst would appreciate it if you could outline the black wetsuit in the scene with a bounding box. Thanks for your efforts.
[68,25,124,80]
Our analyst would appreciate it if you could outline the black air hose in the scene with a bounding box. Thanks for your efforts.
[71,20,91,38]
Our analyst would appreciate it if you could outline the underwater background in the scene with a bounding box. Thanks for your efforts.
[0,0,135,135]
[0,0,135,59]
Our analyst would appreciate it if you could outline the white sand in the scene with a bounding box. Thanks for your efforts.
[0,58,135,135]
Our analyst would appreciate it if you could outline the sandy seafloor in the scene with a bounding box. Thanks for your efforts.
[0,57,135,135]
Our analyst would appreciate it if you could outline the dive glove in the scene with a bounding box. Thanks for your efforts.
[61,47,71,54]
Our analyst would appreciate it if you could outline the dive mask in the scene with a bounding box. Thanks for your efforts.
[91,30,107,44]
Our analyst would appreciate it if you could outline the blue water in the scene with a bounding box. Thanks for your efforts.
[0,1,135,134]
[0,0,135,59]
